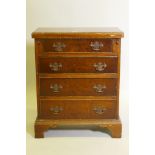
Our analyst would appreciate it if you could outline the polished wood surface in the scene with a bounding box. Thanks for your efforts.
[35,119,122,138]
[39,78,117,96]
[39,100,116,119]
[39,73,118,78]
[37,39,114,53]
[32,27,124,138]
[32,27,124,38]
[39,57,118,73]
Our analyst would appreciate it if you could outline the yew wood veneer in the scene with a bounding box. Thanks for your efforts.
[32,27,124,138]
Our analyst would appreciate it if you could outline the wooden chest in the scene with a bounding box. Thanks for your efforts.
[32,27,124,138]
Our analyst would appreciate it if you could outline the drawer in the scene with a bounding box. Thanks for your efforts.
[39,99,116,119]
[39,39,114,53]
[40,78,117,96]
[39,57,118,73]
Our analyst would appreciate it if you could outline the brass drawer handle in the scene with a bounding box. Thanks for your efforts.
[94,62,107,71]
[50,106,63,114]
[49,62,62,71]
[93,84,106,93]
[52,42,66,52]
[90,41,104,51]
[50,84,63,92]
[93,107,107,114]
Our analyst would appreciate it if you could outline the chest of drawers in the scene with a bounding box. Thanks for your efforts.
[32,27,124,138]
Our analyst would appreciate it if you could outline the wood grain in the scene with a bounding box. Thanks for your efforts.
[39,73,118,78]
[39,78,117,96]
[32,27,123,138]
[32,27,124,38]
[38,99,116,119]
[35,118,122,138]
[39,57,118,73]
[37,39,114,53]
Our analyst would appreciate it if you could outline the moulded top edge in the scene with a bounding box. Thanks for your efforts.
[32,27,124,38]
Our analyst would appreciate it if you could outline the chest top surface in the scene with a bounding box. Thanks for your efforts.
[32,27,124,39]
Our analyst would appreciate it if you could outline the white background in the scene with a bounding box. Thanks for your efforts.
[0,0,155,155]
[27,0,128,44]
[26,0,129,144]
[26,0,129,152]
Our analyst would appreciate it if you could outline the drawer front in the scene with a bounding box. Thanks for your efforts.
[39,100,116,119]
[39,39,114,53]
[39,57,118,73]
[40,78,117,96]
